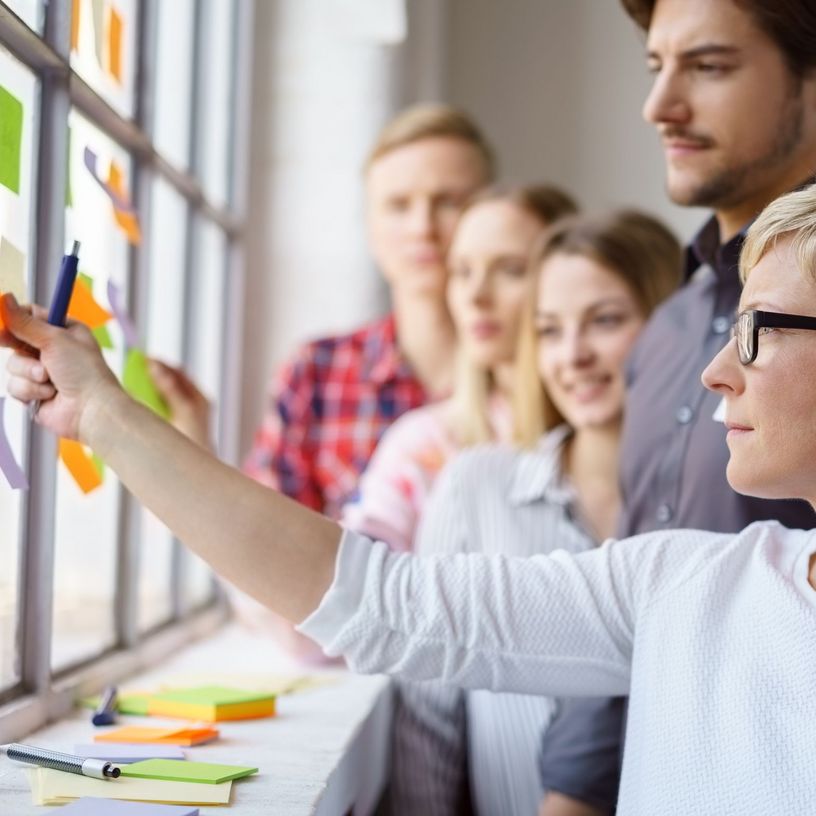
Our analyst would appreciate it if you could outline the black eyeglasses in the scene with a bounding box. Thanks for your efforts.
[731,309,816,365]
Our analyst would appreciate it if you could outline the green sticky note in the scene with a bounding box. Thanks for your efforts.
[79,692,151,715]
[92,323,114,348]
[120,758,258,784]
[0,85,23,195]
[155,686,274,705]
[123,348,171,420]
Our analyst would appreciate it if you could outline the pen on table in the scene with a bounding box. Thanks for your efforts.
[31,240,81,417]
[0,742,120,779]
[92,684,118,726]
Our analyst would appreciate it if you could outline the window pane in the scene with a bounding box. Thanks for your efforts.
[197,0,234,208]
[0,47,38,691]
[3,0,45,32]
[70,0,138,119]
[182,218,225,609]
[52,111,134,672]
[152,0,194,170]
[137,176,187,633]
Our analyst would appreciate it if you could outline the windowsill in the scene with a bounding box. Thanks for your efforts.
[0,623,393,815]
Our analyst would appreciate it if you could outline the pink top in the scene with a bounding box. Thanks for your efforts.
[342,396,512,552]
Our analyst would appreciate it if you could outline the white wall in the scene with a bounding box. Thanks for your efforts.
[240,0,707,458]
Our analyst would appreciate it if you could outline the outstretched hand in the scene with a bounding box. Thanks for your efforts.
[148,359,213,449]
[1,293,124,442]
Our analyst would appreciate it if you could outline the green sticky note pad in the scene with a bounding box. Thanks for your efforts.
[0,85,23,195]
[120,758,258,784]
[155,686,275,705]
[123,348,171,420]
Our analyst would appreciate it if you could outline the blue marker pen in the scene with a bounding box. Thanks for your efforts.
[47,240,81,326]
[31,241,80,417]
[92,685,118,726]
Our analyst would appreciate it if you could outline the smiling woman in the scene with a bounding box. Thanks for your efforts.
[2,184,816,815]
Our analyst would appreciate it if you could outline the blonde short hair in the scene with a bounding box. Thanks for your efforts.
[364,104,495,182]
[740,183,816,284]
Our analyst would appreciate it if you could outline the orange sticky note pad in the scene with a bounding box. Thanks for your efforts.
[67,278,112,329]
[59,438,103,494]
[94,725,220,746]
[0,291,6,330]
[108,6,123,82]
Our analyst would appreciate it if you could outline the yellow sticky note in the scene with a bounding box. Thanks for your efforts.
[0,236,26,301]
[66,277,112,329]
[30,766,232,806]
[59,438,104,494]
[108,6,124,83]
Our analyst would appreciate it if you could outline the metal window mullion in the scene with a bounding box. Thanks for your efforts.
[113,0,159,651]
[17,0,73,711]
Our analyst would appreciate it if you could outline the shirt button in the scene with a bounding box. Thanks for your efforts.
[712,316,730,334]
[656,503,673,524]
[676,405,694,424]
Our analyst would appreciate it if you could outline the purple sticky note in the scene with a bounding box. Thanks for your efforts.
[74,743,187,763]
[56,798,199,815]
[107,280,139,349]
[83,146,134,214]
[0,397,28,489]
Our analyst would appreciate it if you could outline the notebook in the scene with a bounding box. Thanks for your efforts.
[54,797,199,815]
[74,743,187,763]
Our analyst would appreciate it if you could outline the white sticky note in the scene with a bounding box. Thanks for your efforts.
[0,235,26,299]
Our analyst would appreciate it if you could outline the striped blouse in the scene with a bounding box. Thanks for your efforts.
[393,426,608,816]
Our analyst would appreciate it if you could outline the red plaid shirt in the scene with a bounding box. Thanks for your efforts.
[243,314,428,519]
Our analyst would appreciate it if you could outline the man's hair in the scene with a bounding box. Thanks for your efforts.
[364,104,496,181]
[620,0,816,78]
[741,183,816,283]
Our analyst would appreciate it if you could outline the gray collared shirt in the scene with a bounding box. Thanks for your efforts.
[618,215,815,536]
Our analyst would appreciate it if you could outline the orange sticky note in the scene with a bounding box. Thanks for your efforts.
[71,0,80,51]
[94,725,219,746]
[67,278,112,329]
[59,438,103,494]
[107,161,142,245]
[0,292,6,330]
[108,6,123,83]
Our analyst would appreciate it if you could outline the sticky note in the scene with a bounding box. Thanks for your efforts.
[123,349,171,420]
[107,280,139,348]
[29,766,230,805]
[67,277,112,329]
[70,0,80,52]
[108,6,124,82]
[80,690,152,715]
[107,161,142,245]
[74,744,186,763]
[0,397,28,490]
[59,438,104,493]
[56,797,198,815]
[148,686,276,721]
[121,759,258,785]
[94,725,219,746]
[0,85,23,195]
[0,236,26,300]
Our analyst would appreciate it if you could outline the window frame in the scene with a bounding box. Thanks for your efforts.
[0,0,254,740]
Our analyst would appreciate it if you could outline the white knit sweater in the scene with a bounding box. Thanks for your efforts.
[300,520,816,815]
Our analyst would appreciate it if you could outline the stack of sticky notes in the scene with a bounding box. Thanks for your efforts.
[27,767,232,806]
[74,743,186,763]
[52,798,200,815]
[82,685,277,721]
[94,726,219,746]
[147,686,276,721]
[120,759,257,784]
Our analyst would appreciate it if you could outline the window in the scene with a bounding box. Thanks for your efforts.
[0,0,252,736]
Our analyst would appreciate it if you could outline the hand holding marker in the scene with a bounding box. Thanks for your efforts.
[31,240,80,417]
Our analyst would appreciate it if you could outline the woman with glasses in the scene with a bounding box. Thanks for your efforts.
[4,184,816,815]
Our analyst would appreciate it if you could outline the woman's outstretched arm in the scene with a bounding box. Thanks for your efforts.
[1,294,339,622]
